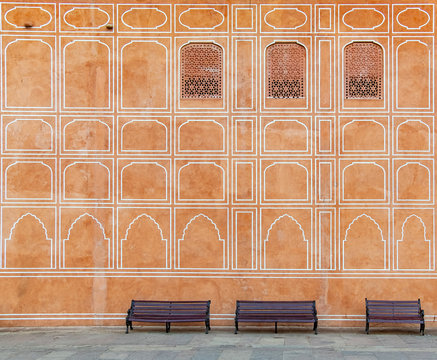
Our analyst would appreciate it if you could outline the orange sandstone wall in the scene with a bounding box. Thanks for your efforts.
[0,0,436,327]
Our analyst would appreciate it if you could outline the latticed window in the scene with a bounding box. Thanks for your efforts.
[266,42,306,99]
[344,42,383,99]
[180,43,222,99]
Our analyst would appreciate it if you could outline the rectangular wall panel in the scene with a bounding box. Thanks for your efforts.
[233,210,256,269]
[317,37,334,111]
[233,37,255,111]
[316,210,335,270]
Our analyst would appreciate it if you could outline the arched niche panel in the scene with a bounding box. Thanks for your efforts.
[342,120,385,152]
[396,40,431,109]
[397,215,431,270]
[264,162,308,201]
[121,41,167,109]
[4,214,52,268]
[396,162,431,201]
[121,162,168,201]
[343,214,387,270]
[264,120,308,152]
[121,214,168,269]
[342,162,386,201]
[263,215,309,270]
[178,214,225,269]
[178,120,224,152]
[5,161,53,200]
[63,162,110,200]
[63,119,110,152]
[178,162,225,201]
[121,119,167,152]
[5,119,52,152]
[63,40,110,109]
[396,120,430,152]
[63,213,110,268]
[5,39,52,109]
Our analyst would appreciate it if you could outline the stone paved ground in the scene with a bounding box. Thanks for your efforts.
[0,326,435,359]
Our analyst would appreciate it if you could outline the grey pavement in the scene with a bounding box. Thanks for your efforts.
[0,326,436,359]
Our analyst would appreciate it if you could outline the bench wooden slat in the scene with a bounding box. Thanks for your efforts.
[235,300,318,334]
[365,298,424,335]
[126,300,211,334]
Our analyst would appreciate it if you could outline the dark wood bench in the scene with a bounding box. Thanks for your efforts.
[126,300,211,334]
[365,298,425,335]
[234,300,318,334]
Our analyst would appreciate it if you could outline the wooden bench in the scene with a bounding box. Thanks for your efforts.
[234,300,318,334]
[365,299,425,335]
[126,300,211,334]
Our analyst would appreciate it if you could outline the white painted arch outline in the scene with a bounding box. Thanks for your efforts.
[63,7,110,30]
[120,119,168,153]
[263,119,309,153]
[342,8,385,30]
[5,119,53,152]
[120,214,168,269]
[341,119,386,153]
[63,161,111,201]
[395,119,431,153]
[63,119,111,152]
[4,39,54,109]
[343,214,387,271]
[178,7,225,30]
[264,7,307,30]
[177,162,225,202]
[5,161,53,201]
[120,162,168,202]
[396,162,432,202]
[396,7,430,30]
[177,214,226,269]
[121,7,168,30]
[396,214,432,271]
[5,6,53,29]
[4,213,53,269]
[263,214,310,270]
[178,119,225,153]
[62,213,110,269]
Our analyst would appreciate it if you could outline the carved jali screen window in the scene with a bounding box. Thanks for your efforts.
[344,42,383,99]
[266,42,306,99]
[180,43,222,99]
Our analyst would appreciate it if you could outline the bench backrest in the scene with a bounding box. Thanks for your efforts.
[236,300,316,315]
[366,299,422,316]
[130,300,211,317]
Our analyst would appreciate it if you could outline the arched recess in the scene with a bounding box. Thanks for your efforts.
[178,120,224,152]
[396,162,430,201]
[266,42,306,99]
[121,214,167,269]
[121,41,167,109]
[396,215,431,270]
[343,214,386,270]
[63,213,110,268]
[178,162,224,201]
[342,120,385,152]
[178,214,225,269]
[4,213,52,268]
[264,120,308,152]
[6,161,52,200]
[121,162,167,201]
[396,40,431,109]
[344,42,383,99]
[342,162,386,201]
[5,39,52,108]
[397,120,430,152]
[63,119,110,151]
[264,162,308,201]
[263,215,309,270]
[5,119,52,151]
[121,120,167,152]
[180,43,223,99]
[63,40,110,108]
[63,162,110,200]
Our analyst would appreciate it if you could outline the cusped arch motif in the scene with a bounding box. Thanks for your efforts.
[266,42,306,99]
[177,214,225,269]
[180,43,222,99]
[263,214,309,270]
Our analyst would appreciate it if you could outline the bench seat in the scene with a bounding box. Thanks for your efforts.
[365,299,425,335]
[126,300,211,334]
[235,300,318,334]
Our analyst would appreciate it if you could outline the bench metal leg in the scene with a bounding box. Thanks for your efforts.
[313,321,318,335]
[125,320,131,334]
[165,322,171,333]
[420,322,425,336]
[365,321,369,335]
[234,320,239,334]
[205,320,210,334]
[275,322,278,334]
